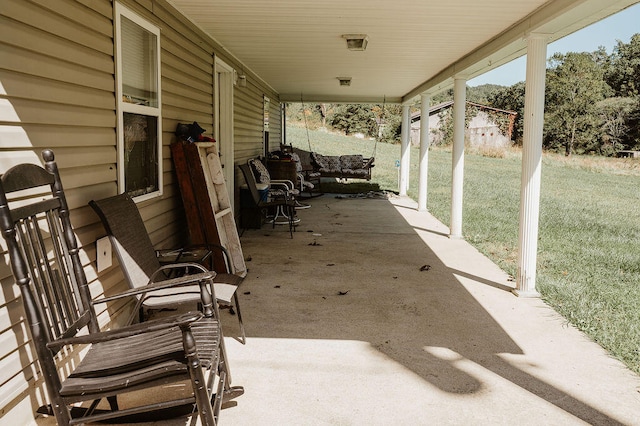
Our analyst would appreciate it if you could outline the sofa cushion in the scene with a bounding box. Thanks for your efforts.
[311,152,328,169]
[249,158,271,184]
[290,152,304,172]
[340,155,364,169]
[324,155,341,171]
[341,168,370,178]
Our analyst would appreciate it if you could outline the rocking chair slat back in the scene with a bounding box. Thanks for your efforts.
[1,150,230,425]
[0,154,97,353]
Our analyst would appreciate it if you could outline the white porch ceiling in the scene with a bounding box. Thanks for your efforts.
[168,0,639,104]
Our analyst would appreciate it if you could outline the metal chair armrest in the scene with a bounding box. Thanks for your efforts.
[271,179,295,190]
[93,269,215,305]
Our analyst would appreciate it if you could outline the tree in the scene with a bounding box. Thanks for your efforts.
[487,82,526,144]
[374,104,403,143]
[605,34,640,97]
[603,34,640,152]
[544,51,611,156]
[317,104,327,128]
[286,102,335,130]
[467,84,504,104]
[597,97,636,155]
[626,97,640,150]
[328,104,378,137]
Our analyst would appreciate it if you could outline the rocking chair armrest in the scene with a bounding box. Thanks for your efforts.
[93,270,215,305]
[47,311,203,351]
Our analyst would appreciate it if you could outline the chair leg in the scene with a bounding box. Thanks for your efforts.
[288,204,295,238]
[292,205,297,233]
[183,327,218,426]
[233,292,246,345]
[107,396,119,411]
[216,324,245,401]
[126,297,146,325]
[84,399,103,417]
[270,205,301,225]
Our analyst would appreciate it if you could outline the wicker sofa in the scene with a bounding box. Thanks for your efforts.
[310,152,374,180]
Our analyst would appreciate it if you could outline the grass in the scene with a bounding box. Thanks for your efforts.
[287,123,640,375]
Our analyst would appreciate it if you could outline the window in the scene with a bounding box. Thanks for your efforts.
[115,3,162,200]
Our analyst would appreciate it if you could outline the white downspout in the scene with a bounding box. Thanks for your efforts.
[450,77,466,239]
[515,33,548,297]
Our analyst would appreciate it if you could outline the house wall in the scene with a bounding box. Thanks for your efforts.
[0,1,279,424]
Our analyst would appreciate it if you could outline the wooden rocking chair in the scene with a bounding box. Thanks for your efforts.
[0,150,229,425]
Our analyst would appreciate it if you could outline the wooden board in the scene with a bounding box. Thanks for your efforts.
[171,141,246,277]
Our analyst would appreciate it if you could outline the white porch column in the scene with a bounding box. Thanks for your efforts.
[399,104,411,196]
[450,77,466,238]
[515,33,548,297]
[418,93,430,211]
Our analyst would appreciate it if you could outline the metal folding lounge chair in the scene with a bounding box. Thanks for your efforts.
[240,163,297,238]
[89,193,246,344]
[248,157,304,221]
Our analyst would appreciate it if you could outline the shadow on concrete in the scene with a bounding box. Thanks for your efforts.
[231,194,633,425]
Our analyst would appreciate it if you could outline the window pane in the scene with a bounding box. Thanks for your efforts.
[121,16,158,107]
[123,113,158,197]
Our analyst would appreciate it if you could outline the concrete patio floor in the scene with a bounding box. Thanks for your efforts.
[35,193,640,425]
[218,193,640,425]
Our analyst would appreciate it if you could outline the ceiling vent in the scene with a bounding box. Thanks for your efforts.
[337,77,352,86]
[342,34,368,51]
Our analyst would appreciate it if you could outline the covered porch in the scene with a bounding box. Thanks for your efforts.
[217,194,639,424]
[3,0,640,424]
[28,193,640,425]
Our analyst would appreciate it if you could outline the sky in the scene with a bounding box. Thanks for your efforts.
[468,3,640,87]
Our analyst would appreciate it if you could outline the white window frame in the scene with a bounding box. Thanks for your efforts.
[114,3,162,201]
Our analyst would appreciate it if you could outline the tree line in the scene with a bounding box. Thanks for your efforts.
[286,102,404,144]
[487,33,640,156]
[287,33,640,157]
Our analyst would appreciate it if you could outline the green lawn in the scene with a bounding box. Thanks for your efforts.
[287,124,640,375]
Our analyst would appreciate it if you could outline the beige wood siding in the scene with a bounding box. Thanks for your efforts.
[0,1,276,423]
[0,1,116,422]
[233,70,281,163]
[230,65,281,211]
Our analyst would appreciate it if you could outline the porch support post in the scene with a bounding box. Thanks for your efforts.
[515,33,548,297]
[418,93,430,211]
[399,104,411,196]
[450,77,466,239]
